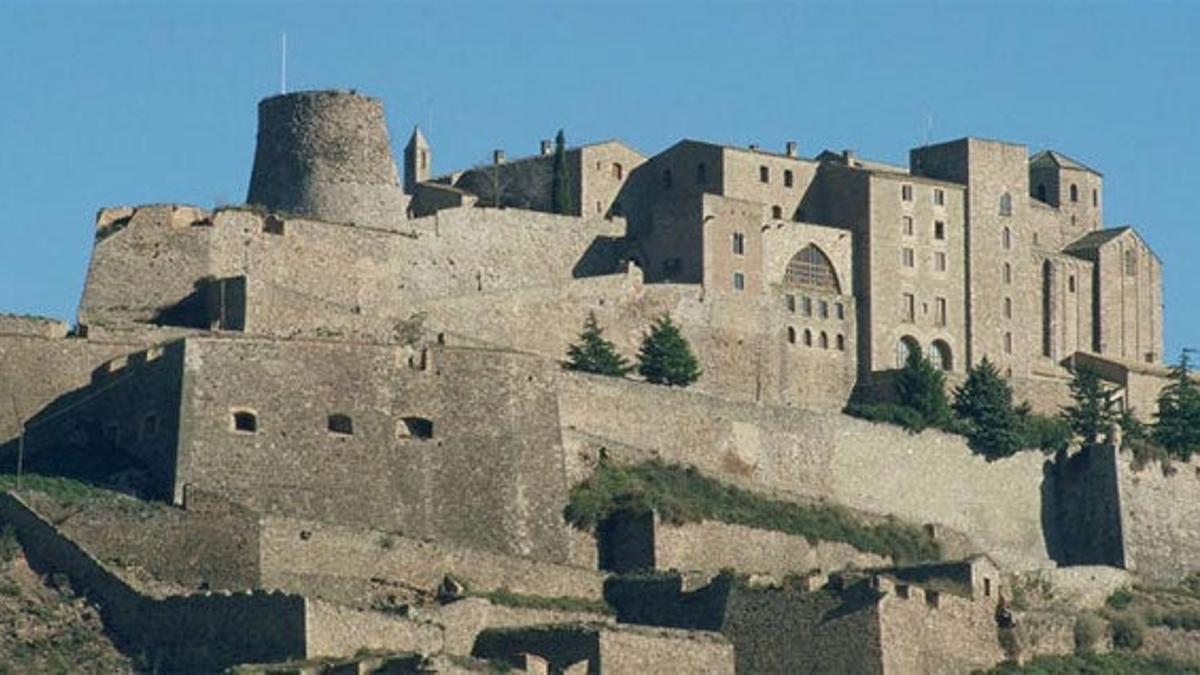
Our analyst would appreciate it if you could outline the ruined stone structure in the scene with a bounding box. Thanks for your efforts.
[0,89,1190,672]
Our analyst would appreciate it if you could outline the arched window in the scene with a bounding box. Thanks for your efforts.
[1036,184,1046,202]
[232,411,258,433]
[787,327,796,344]
[771,205,783,219]
[328,414,353,436]
[784,245,841,293]
[399,416,434,440]
[803,329,813,347]
[836,334,846,351]
[896,336,921,368]
[999,192,1012,217]
[819,331,829,349]
[930,340,953,371]
[1004,263,1012,284]
[662,168,673,190]
[1070,184,1078,202]
[696,163,707,185]
[1002,227,1012,250]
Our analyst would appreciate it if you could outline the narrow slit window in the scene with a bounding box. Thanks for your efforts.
[328,414,354,435]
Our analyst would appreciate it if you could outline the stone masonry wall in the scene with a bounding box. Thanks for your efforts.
[0,493,306,672]
[559,373,1053,570]
[1115,449,1200,583]
[876,582,1005,674]
[258,516,606,603]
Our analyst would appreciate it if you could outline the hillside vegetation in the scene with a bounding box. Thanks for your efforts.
[565,459,940,564]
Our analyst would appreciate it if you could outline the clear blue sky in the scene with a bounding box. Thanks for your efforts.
[1,1,1196,358]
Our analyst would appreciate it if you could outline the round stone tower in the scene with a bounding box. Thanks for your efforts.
[246,90,407,226]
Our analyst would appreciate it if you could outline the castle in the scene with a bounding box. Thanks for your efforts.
[0,89,1195,673]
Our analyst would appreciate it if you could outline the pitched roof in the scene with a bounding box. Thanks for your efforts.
[405,125,429,149]
[1030,149,1102,175]
[1064,226,1132,253]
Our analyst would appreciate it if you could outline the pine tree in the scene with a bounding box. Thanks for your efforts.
[637,314,701,387]
[895,344,951,429]
[1153,350,1200,460]
[564,312,631,377]
[1061,363,1118,448]
[953,357,1023,460]
[551,129,572,215]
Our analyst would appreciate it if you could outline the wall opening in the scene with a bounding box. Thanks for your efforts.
[328,414,354,436]
[930,340,953,371]
[232,410,258,433]
[1042,260,1053,358]
[399,416,434,440]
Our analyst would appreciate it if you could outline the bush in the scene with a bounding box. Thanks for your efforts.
[843,402,927,433]
[0,526,18,563]
[565,459,940,564]
[1074,612,1108,654]
[1106,588,1134,611]
[983,652,1200,674]
[895,346,952,428]
[1020,414,1073,455]
[1150,608,1200,632]
[1110,614,1146,650]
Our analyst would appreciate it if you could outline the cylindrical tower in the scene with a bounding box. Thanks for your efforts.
[246,90,407,226]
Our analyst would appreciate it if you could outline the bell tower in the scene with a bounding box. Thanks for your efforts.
[404,126,431,194]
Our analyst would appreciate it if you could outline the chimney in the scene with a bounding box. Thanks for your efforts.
[748,144,760,152]
[493,149,506,165]
[785,141,798,158]
[540,140,552,156]
[842,149,856,165]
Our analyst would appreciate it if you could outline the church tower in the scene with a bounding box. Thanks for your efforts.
[404,126,431,194]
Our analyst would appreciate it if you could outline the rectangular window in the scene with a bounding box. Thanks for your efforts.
[818,300,829,319]
[1068,275,1076,293]
[732,232,745,255]
[903,216,914,236]
[934,252,947,272]
[1004,332,1013,354]
[802,296,813,317]
[835,302,845,320]
[902,293,915,323]
[902,248,915,268]
[786,294,796,312]
[933,188,945,206]
[759,166,770,183]
[1004,297,1012,319]
[784,169,794,188]
[901,184,913,201]
[936,297,947,326]
[934,221,945,240]
[733,272,745,291]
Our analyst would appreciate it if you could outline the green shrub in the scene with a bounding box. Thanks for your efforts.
[1106,588,1134,610]
[1020,414,1073,455]
[1151,608,1200,632]
[470,587,613,615]
[0,525,18,563]
[1074,612,1107,654]
[636,314,701,387]
[983,652,1200,674]
[565,460,939,564]
[1110,614,1146,650]
[843,402,927,433]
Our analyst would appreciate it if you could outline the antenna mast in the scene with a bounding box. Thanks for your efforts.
[281,33,287,95]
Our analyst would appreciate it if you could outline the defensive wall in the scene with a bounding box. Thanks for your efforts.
[558,371,1053,570]
[258,516,607,605]
[472,622,735,675]
[22,336,577,564]
[78,203,626,336]
[596,510,888,575]
[1056,445,1200,584]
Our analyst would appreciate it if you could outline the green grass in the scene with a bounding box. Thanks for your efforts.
[0,473,128,508]
[565,460,940,564]
[980,653,1200,674]
[469,587,613,616]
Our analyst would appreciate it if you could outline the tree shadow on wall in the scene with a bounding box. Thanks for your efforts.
[1040,457,1067,564]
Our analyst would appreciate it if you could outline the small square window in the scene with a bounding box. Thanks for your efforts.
[933,188,945,206]
[934,252,947,272]
[759,166,770,183]
[733,272,745,291]
[901,184,913,201]
[784,169,794,188]
[902,248,915,268]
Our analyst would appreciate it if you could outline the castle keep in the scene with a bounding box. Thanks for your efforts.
[0,89,1192,673]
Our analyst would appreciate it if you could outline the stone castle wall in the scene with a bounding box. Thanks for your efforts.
[258,516,607,604]
[875,582,1005,674]
[1115,449,1200,583]
[559,372,1053,570]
